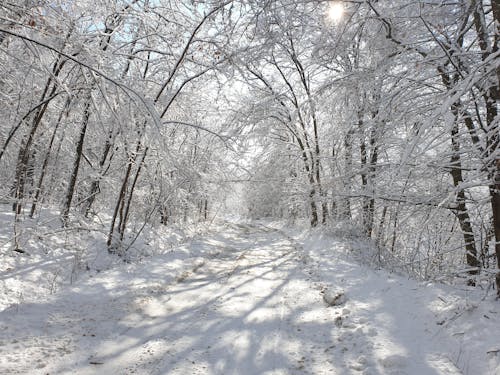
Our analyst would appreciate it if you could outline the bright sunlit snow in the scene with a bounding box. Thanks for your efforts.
[0,212,498,374]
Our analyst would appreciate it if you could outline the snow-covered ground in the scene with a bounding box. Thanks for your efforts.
[0,205,211,311]
[0,220,499,374]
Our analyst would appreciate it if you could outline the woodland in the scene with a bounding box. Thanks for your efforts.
[1,0,499,290]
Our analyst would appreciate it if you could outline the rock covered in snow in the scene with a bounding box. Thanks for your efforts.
[322,288,347,306]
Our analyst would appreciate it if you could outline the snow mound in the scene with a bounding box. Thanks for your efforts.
[322,287,347,306]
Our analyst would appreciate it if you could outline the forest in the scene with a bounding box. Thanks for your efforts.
[0,0,499,374]
[2,0,498,288]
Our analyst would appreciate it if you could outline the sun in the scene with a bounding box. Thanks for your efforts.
[327,2,344,22]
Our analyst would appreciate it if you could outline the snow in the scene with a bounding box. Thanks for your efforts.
[1,218,499,374]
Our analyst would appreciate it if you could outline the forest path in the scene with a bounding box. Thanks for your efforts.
[0,223,480,374]
[82,223,342,375]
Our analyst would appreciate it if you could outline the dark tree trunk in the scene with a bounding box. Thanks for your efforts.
[309,186,319,227]
[341,129,354,219]
[160,206,169,225]
[107,136,143,251]
[449,119,480,273]
[83,130,114,217]
[119,147,148,242]
[11,56,67,214]
[438,65,480,276]
[472,0,500,293]
[107,161,133,251]
[30,97,70,218]
[359,120,375,237]
[61,97,91,225]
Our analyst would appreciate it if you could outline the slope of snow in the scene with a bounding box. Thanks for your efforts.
[0,221,499,374]
[0,205,214,311]
[276,223,500,375]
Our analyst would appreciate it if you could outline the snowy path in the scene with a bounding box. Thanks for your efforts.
[0,223,497,374]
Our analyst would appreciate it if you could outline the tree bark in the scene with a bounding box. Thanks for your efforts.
[119,147,148,242]
[83,130,115,217]
[11,56,67,214]
[30,97,70,218]
[61,96,91,225]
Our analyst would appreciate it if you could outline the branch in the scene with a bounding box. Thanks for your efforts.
[0,27,161,128]
[162,121,228,142]
[153,0,233,103]
[366,1,428,58]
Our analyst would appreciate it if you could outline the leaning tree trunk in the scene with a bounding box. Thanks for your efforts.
[11,56,67,214]
[438,65,481,277]
[107,152,136,251]
[107,136,143,251]
[118,146,148,242]
[30,96,70,218]
[449,114,480,275]
[61,95,91,225]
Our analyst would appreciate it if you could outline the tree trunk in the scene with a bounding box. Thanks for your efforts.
[449,119,480,274]
[359,118,374,237]
[11,56,67,214]
[83,130,115,217]
[119,147,148,242]
[107,161,133,251]
[472,0,500,293]
[61,96,91,225]
[30,97,70,218]
[341,129,354,219]
[107,138,142,251]
[309,186,319,227]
